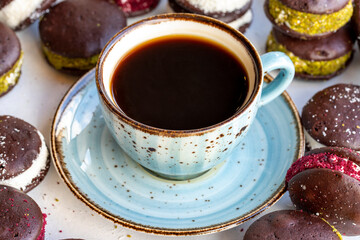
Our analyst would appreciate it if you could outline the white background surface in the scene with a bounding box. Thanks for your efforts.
[0,0,359,239]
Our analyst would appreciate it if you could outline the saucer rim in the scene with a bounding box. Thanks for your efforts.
[50,69,304,236]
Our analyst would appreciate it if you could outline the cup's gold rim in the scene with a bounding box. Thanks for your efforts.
[95,13,263,137]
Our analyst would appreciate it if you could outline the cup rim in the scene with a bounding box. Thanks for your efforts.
[96,13,263,136]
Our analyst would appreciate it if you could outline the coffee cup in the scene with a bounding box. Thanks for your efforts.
[96,13,294,180]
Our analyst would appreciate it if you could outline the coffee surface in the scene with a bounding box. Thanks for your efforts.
[111,36,249,130]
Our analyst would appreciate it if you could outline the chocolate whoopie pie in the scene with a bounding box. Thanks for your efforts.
[0,0,55,31]
[302,84,360,150]
[0,22,22,97]
[168,0,253,33]
[39,0,127,75]
[0,184,46,239]
[266,26,355,80]
[287,147,360,236]
[244,210,341,240]
[264,0,353,39]
[0,115,50,192]
[115,0,160,17]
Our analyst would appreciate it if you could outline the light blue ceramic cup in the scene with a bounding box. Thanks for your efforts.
[96,14,294,180]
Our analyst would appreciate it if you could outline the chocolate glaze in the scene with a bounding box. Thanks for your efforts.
[14,0,55,31]
[0,184,43,239]
[288,168,360,236]
[279,0,349,14]
[171,0,252,24]
[0,22,20,75]
[244,210,340,240]
[272,26,355,61]
[302,84,360,150]
[0,116,41,179]
[39,0,127,58]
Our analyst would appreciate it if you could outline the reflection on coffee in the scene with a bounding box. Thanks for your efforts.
[110,35,249,130]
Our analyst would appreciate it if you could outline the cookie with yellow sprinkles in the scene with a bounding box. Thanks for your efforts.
[39,0,127,75]
[0,22,22,97]
[264,0,353,39]
[266,26,355,80]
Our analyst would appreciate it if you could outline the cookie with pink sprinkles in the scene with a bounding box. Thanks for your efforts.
[115,0,160,17]
[168,0,253,33]
[0,184,46,239]
[287,147,360,236]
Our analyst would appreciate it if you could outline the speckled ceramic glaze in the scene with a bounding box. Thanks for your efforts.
[96,14,295,180]
[51,69,303,235]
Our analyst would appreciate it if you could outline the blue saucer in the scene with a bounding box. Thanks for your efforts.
[51,69,304,235]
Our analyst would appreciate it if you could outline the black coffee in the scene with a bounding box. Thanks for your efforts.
[111,35,249,130]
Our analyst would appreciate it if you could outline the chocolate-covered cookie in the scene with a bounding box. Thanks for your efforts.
[39,0,127,75]
[302,84,360,150]
[0,115,50,192]
[264,0,353,39]
[266,26,355,80]
[168,0,253,33]
[0,184,46,239]
[115,0,160,17]
[287,147,360,236]
[0,0,55,31]
[0,22,22,97]
[244,210,341,240]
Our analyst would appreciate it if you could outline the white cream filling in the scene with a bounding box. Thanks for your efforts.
[304,128,327,150]
[186,0,251,14]
[0,0,44,29]
[168,3,252,30]
[228,10,252,30]
[304,128,360,153]
[0,131,49,191]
